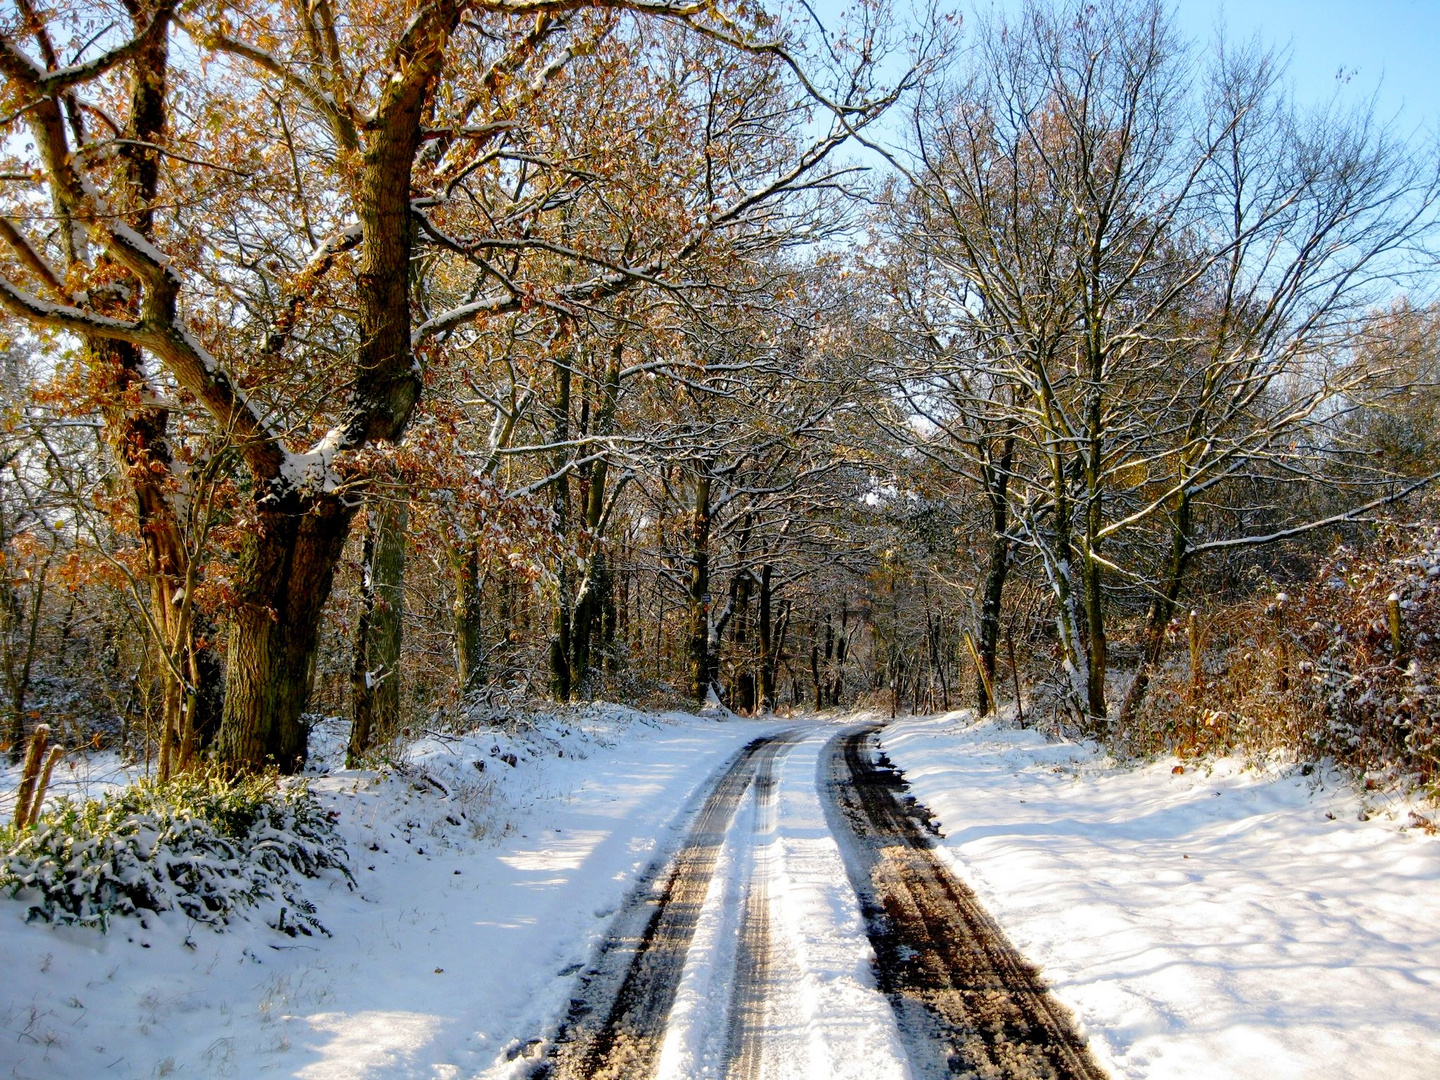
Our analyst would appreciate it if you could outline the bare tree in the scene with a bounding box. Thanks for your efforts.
[876,0,1438,725]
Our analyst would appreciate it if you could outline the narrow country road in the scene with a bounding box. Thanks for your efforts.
[527,723,1106,1080]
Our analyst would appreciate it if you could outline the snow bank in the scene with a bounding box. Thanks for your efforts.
[878,712,1440,1080]
[0,704,772,1080]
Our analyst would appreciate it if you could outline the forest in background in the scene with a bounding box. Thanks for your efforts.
[2,0,1438,792]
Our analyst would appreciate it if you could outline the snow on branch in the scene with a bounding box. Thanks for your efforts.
[0,2,174,92]
[1188,472,1440,555]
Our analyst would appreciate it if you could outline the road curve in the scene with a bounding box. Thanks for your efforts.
[822,726,1108,1080]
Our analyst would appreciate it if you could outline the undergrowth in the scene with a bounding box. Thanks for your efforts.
[1121,523,1440,793]
[0,770,352,935]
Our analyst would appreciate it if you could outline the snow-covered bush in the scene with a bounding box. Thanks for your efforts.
[1292,527,1440,785]
[0,771,351,935]
[1132,524,1439,790]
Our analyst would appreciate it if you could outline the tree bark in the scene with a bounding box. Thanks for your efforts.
[757,564,775,711]
[219,499,352,771]
[1117,491,1193,727]
[733,570,754,712]
[1039,427,1091,724]
[1078,231,1113,731]
[549,356,573,701]
[687,474,713,702]
[0,544,46,764]
[975,436,1015,714]
[809,639,822,709]
[349,497,406,764]
[569,343,621,696]
[453,545,485,698]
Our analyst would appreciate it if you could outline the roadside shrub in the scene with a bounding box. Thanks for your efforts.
[1293,526,1440,784]
[1125,523,1439,791]
[0,771,351,935]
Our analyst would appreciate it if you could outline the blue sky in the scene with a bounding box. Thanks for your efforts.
[803,1,1439,132]
[1171,0,1439,131]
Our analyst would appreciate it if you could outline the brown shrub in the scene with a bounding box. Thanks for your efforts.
[1124,524,1440,790]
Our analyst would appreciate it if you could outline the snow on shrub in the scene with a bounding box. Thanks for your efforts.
[1293,526,1440,785]
[0,771,352,936]
[1133,524,1439,789]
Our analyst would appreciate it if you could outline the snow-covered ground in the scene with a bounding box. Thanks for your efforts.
[3,705,1437,1079]
[0,706,791,1079]
[878,711,1440,1080]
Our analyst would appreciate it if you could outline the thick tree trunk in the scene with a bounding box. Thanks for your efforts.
[219,502,352,772]
[214,5,450,772]
[349,497,406,764]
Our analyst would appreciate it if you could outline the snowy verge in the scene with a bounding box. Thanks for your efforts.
[877,711,1440,1080]
[1,773,350,937]
[0,703,779,1080]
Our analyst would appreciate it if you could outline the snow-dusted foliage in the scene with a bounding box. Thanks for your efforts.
[1294,527,1440,784]
[0,772,351,935]
[1134,524,1439,789]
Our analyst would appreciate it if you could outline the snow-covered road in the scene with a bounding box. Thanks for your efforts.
[544,726,919,1080]
[517,722,1108,1079]
[5,706,1439,1079]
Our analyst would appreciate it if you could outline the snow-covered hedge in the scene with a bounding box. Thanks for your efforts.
[1130,523,1439,790]
[0,772,351,935]
[1294,527,1440,784]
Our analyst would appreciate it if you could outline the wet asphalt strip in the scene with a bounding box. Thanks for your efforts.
[822,726,1108,1080]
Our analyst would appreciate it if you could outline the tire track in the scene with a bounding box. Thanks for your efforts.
[823,727,1108,1080]
[719,741,784,1080]
[535,731,799,1080]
